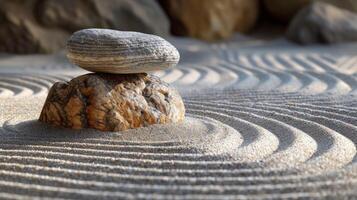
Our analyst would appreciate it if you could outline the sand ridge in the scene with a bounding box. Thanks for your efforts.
[0,38,356,199]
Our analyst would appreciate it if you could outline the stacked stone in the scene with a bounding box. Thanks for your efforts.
[39,29,185,132]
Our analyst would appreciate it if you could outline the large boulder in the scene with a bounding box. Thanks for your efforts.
[263,0,311,23]
[36,0,169,36]
[0,0,68,54]
[39,73,185,131]
[286,2,357,44]
[159,0,259,41]
[0,0,169,54]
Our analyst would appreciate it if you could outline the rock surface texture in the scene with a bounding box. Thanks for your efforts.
[67,29,180,74]
[159,0,259,41]
[287,2,357,44]
[39,73,185,131]
[0,0,169,54]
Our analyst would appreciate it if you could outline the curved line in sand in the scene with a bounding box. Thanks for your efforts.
[0,43,357,198]
[1,52,357,97]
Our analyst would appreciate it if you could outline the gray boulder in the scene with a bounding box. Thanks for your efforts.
[287,2,357,44]
[36,0,169,36]
[0,0,169,54]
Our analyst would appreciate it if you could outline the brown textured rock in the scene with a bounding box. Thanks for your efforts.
[263,0,311,23]
[159,0,259,41]
[39,73,185,131]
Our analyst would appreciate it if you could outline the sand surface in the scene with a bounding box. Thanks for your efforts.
[0,37,357,199]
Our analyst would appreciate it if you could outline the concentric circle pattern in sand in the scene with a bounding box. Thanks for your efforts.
[0,38,357,199]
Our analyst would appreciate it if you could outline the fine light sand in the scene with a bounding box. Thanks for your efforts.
[0,37,357,199]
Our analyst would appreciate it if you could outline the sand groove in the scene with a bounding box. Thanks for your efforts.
[0,39,357,199]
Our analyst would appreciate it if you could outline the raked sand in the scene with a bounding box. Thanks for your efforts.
[0,37,357,199]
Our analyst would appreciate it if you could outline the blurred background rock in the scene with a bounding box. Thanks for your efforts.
[158,0,259,41]
[0,0,169,54]
[0,0,356,54]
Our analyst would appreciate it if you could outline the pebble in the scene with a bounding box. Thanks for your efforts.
[67,28,180,74]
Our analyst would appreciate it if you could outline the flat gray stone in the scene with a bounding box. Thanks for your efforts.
[67,29,180,74]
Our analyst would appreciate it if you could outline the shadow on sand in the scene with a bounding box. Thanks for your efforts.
[0,120,124,143]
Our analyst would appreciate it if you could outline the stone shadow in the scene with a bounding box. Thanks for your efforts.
[0,119,124,144]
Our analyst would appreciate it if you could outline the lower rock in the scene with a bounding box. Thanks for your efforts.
[39,73,185,131]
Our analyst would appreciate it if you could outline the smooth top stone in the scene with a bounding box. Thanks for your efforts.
[67,28,180,74]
